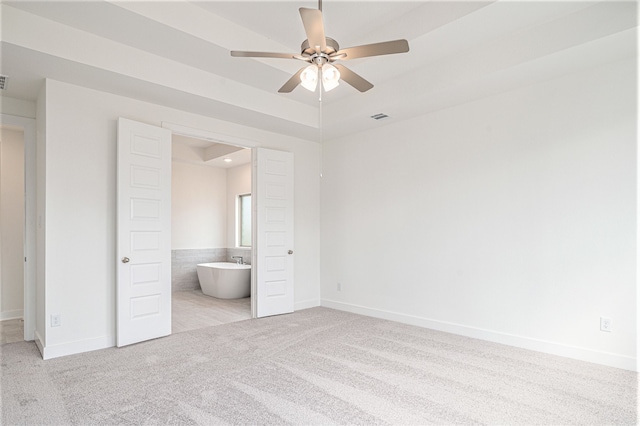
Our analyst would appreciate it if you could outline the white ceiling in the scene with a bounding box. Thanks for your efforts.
[1,1,636,142]
[172,134,252,168]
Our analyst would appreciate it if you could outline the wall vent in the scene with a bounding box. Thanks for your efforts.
[370,113,389,120]
[0,75,7,90]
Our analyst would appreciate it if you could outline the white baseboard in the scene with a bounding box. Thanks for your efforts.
[295,298,320,311]
[321,299,637,372]
[42,335,115,360]
[0,309,23,321]
[34,329,44,357]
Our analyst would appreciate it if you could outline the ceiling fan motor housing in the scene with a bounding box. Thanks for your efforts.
[301,37,339,56]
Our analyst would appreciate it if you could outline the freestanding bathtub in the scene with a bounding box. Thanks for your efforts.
[196,262,251,299]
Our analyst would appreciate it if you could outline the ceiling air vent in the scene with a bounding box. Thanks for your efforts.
[0,75,7,90]
[370,113,389,120]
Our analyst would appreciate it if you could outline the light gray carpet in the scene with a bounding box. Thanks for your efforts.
[1,307,637,425]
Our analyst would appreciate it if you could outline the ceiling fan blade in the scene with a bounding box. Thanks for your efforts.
[231,51,298,59]
[337,39,409,60]
[329,53,347,61]
[299,8,327,53]
[293,54,313,62]
[278,67,306,93]
[334,64,374,92]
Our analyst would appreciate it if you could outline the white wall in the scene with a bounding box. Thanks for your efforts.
[321,58,637,371]
[0,127,24,320]
[40,79,321,358]
[227,163,252,248]
[172,159,253,251]
[35,85,46,350]
[0,96,36,119]
[172,160,227,249]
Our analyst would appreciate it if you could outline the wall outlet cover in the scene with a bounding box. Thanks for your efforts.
[51,314,61,327]
[600,316,612,332]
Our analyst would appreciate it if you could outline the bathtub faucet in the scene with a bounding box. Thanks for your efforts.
[231,256,244,265]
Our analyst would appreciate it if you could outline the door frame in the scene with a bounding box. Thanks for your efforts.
[0,113,36,341]
[161,122,260,318]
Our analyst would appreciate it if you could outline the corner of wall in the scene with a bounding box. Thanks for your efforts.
[41,334,114,360]
[295,299,320,311]
[35,81,47,347]
[34,329,45,358]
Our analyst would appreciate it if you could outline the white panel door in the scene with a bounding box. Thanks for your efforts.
[117,117,171,347]
[255,148,294,318]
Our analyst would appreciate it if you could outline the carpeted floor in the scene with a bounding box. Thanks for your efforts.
[1,307,637,425]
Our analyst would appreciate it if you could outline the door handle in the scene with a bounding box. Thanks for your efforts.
[122,257,130,263]
[288,250,293,255]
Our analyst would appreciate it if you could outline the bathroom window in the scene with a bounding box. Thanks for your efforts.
[238,193,252,247]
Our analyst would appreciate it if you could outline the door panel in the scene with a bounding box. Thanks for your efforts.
[255,148,294,318]
[117,118,171,347]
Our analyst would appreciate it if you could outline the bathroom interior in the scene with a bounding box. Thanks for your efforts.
[171,134,253,334]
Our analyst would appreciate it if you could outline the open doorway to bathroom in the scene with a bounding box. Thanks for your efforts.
[170,134,252,333]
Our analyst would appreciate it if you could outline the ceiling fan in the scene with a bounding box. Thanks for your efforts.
[230,1,409,94]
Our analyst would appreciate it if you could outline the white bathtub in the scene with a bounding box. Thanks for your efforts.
[196,262,251,299]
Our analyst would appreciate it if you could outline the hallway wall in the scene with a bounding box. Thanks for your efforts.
[0,127,25,320]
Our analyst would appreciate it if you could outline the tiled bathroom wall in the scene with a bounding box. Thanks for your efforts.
[227,247,252,265]
[171,248,226,292]
[171,248,253,292]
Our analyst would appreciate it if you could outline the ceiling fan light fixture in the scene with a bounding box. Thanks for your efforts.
[321,63,340,92]
[300,64,318,91]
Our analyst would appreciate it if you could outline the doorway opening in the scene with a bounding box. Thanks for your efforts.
[170,134,252,333]
[117,118,295,347]
[0,114,35,346]
[0,124,25,343]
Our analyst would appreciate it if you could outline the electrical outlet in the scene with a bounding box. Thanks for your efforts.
[600,316,611,332]
[51,314,61,327]
[337,282,342,291]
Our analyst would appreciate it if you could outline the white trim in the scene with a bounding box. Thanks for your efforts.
[0,114,36,342]
[636,48,640,376]
[34,329,44,357]
[251,149,257,319]
[321,299,637,372]
[0,309,23,321]
[42,335,114,360]
[237,193,252,248]
[162,122,260,149]
[295,298,320,311]
[163,122,265,319]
